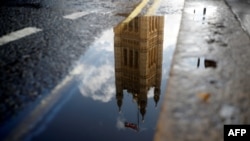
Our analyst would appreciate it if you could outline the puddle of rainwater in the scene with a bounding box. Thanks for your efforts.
[180,57,217,69]
[22,14,181,141]
[185,5,218,24]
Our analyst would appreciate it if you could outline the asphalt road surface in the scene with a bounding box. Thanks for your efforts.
[0,0,139,124]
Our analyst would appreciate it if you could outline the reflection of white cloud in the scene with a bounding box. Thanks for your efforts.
[116,117,125,130]
[78,64,115,103]
[71,64,85,75]
[97,29,114,52]
[75,29,115,103]
[147,87,155,98]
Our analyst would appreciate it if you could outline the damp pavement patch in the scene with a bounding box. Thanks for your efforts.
[154,0,250,141]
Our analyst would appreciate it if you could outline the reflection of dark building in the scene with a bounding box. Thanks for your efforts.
[114,16,164,121]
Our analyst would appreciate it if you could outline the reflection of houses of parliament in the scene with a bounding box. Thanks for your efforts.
[114,16,164,121]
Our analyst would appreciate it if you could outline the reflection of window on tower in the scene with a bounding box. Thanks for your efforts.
[151,17,153,31]
[124,23,128,31]
[135,51,138,68]
[129,21,133,32]
[154,19,157,29]
[129,50,133,67]
[149,17,152,32]
[152,48,155,64]
[151,49,153,65]
[149,50,151,67]
[154,47,157,63]
[124,49,127,66]
[135,18,138,32]
[152,17,154,31]
[150,49,153,66]
[149,50,151,66]
[154,17,156,31]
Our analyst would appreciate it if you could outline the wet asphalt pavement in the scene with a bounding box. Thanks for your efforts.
[0,0,135,124]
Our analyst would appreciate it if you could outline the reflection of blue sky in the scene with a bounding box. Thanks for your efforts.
[162,15,181,81]
[75,29,116,103]
[27,9,185,141]
[116,116,125,130]
[74,15,181,104]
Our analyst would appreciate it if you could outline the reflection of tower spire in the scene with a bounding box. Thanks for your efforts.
[154,88,160,107]
[139,99,147,122]
[117,99,122,112]
[116,92,123,112]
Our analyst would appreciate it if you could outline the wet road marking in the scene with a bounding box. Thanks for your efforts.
[116,0,149,31]
[123,0,149,23]
[63,11,89,20]
[145,0,161,15]
[0,27,42,46]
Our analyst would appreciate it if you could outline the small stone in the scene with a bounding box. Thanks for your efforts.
[216,23,225,28]
[213,31,222,35]
[219,105,235,119]
[22,55,30,59]
[197,92,211,103]
[220,42,228,47]
[206,38,215,44]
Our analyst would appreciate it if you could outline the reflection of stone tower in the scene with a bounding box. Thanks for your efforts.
[114,16,164,121]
